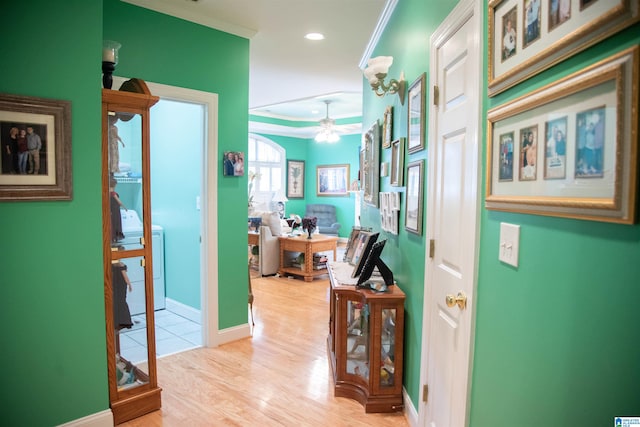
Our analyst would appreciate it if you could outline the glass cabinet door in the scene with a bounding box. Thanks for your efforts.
[112,256,150,391]
[345,299,369,381]
[379,308,397,387]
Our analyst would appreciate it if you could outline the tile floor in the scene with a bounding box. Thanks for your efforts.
[119,309,202,364]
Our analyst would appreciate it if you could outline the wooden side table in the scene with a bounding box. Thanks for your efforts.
[278,234,338,281]
[248,231,259,246]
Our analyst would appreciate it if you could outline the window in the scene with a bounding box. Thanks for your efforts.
[248,134,285,211]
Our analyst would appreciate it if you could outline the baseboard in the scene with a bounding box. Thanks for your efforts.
[215,323,252,346]
[165,297,201,324]
[403,387,419,426]
[57,409,113,427]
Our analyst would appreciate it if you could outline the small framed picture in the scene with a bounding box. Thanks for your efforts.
[405,160,424,235]
[382,105,393,149]
[286,159,305,198]
[407,73,426,154]
[223,151,245,176]
[390,137,405,186]
[316,164,349,196]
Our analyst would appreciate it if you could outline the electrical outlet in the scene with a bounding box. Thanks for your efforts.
[499,222,520,267]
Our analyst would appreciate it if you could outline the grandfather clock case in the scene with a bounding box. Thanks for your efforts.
[102,80,161,424]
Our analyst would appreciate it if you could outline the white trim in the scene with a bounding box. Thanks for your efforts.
[165,297,201,324]
[249,121,361,139]
[216,324,252,345]
[359,0,400,69]
[113,76,220,348]
[418,0,482,425]
[403,387,419,427]
[57,410,113,427]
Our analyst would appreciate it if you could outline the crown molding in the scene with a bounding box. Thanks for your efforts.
[359,0,399,69]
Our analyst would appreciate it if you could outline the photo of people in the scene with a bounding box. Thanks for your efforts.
[223,151,245,176]
[549,0,571,31]
[575,107,605,178]
[502,7,518,61]
[1,122,47,176]
[523,0,541,48]
[519,125,538,181]
[498,132,514,181]
[544,117,567,179]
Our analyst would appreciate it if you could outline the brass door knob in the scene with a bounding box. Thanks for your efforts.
[445,291,467,310]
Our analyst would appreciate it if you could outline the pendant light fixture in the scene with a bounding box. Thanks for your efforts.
[315,100,340,143]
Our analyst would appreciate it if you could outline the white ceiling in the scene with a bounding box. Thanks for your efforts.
[122,0,390,137]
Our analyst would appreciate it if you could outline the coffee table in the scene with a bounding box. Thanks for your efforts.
[278,234,338,281]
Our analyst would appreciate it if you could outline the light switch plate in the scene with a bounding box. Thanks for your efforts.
[499,222,520,267]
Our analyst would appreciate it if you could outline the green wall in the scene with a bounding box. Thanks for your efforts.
[361,0,458,410]
[366,0,640,423]
[253,132,360,237]
[0,2,107,425]
[0,1,249,424]
[469,23,640,427]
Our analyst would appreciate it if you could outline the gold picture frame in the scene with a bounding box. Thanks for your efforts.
[488,0,640,96]
[0,93,72,201]
[486,46,639,224]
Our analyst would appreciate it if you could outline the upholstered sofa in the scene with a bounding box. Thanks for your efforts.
[249,211,291,276]
[305,204,341,236]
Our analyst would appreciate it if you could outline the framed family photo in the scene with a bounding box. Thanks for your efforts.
[486,47,639,224]
[407,73,426,154]
[488,0,640,96]
[223,151,245,176]
[286,159,305,198]
[0,93,72,201]
[316,164,349,196]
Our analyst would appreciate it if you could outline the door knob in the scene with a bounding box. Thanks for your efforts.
[445,291,467,310]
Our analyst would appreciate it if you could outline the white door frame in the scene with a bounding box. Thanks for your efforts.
[113,77,220,348]
[417,0,482,425]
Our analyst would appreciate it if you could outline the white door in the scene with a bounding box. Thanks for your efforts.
[419,0,481,426]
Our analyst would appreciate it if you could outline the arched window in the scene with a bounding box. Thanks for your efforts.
[248,134,285,212]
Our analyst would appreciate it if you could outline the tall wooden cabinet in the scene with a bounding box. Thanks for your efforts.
[102,80,161,424]
[327,264,405,413]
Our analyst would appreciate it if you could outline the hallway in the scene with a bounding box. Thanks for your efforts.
[120,273,409,426]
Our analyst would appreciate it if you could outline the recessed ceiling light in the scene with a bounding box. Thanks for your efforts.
[305,33,325,41]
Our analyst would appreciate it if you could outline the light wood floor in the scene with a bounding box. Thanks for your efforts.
[120,272,409,426]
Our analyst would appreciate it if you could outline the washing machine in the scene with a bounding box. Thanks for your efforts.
[120,209,166,316]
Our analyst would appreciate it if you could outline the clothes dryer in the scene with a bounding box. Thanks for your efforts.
[119,210,166,316]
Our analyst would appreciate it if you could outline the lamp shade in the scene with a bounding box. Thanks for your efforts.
[364,56,393,78]
[272,189,288,203]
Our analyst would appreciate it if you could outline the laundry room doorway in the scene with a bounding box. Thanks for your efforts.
[113,77,220,357]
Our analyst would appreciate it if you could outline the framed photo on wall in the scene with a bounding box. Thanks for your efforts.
[316,163,349,196]
[407,73,426,154]
[486,47,639,224]
[390,137,405,187]
[382,105,393,149]
[361,120,380,206]
[405,160,424,234]
[286,159,305,198]
[0,93,72,201]
[223,151,245,176]
[488,0,640,96]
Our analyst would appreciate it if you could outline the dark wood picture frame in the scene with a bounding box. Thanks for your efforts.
[287,159,305,198]
[0,93,72,201]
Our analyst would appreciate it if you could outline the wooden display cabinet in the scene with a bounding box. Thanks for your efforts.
[327,264,405,413]
[102,80,161,424]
